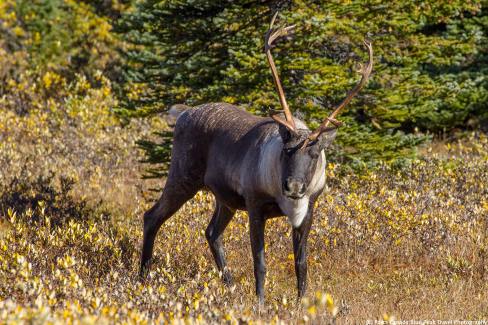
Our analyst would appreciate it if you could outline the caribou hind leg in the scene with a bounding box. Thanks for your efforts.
[205,201,235,285]
[140,180,200,278]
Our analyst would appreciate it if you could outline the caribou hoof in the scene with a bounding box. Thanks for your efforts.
[138,262,151,281]
[222,271,233,286]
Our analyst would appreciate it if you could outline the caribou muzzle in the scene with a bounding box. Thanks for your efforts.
[283,177,306,199]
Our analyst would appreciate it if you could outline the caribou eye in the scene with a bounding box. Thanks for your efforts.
[284,147,295,156]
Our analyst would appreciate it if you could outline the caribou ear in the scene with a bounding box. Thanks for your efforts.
[317,128,337,150]
[278,123,292,142]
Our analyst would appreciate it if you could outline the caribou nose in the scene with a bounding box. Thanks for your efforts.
[284,177,306,199]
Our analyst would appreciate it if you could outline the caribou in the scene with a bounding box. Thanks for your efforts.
[140,12,373,305]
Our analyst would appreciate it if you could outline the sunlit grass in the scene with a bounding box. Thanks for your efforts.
[1,133,487,323]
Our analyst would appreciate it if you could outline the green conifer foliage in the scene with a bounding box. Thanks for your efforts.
[118,1,487,174]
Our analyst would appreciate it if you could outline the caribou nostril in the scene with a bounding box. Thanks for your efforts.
[299,183,306,194]
[284,181,291,192]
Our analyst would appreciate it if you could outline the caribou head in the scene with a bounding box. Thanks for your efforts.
[265,12,373,200]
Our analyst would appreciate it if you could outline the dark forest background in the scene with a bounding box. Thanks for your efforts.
[1,0,486,176]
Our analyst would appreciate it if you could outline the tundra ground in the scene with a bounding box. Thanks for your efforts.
[1,104,487,323]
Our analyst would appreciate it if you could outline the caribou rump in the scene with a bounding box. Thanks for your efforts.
[140,12,373,305]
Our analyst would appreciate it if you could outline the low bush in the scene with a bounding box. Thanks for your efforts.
[0,173,91,226]
[0,134,486,323]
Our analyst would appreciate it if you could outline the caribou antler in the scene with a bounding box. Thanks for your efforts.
[265,11,297,133]
[303,40,373,147]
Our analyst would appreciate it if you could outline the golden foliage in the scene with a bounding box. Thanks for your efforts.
[1,127,487,322]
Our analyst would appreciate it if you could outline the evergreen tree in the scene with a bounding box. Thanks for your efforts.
[118,0,487,175]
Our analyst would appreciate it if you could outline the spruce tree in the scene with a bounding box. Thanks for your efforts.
[118,0,487,175]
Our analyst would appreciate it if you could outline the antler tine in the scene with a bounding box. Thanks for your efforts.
[265,11,297,133]
[269,10,278,29]
[306,40,373,144]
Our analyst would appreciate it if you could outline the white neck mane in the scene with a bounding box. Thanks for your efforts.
[255,132,327,228]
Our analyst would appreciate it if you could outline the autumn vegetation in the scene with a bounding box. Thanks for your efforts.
[1,0,487,323]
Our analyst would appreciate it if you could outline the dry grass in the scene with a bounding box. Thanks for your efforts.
[1,85,488,322]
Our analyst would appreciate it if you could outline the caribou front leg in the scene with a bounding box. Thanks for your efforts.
[292,201,314,299]
[248,206,267,307]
